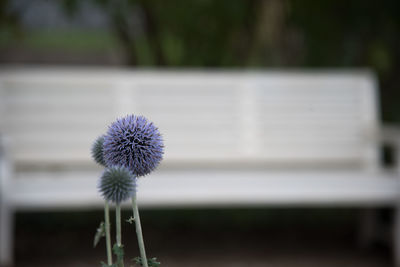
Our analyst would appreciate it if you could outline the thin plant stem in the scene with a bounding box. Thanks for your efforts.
[104,200,113,266]
[131,195,148,267]
[116,203,124,267]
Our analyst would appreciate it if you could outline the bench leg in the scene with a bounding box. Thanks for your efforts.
[0,201,13,267]
[394,206,400,267]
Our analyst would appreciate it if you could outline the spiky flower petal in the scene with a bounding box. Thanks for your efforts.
[98,166,136,203]
[91,135,106,166]
[103,115,164,177]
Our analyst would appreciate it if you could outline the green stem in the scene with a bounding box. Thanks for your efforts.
[104,201,113,266]
[131,195,148,267]
[116,203,124,267]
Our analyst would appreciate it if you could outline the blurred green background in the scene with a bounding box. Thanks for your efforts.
[1,0,399,121]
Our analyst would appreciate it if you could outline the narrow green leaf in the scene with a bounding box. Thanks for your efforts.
[94,222,106,247]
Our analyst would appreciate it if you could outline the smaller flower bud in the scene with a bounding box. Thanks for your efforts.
[98,166,136,203]
[91,135,106,166]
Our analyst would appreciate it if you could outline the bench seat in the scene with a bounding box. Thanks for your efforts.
[11,169,400,210]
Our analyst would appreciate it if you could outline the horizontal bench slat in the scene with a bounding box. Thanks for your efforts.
[11,170,399,210]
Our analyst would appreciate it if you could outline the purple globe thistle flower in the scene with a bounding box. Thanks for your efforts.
[91,135,106,166]
[98,165,136,203]
[103,115,164,177]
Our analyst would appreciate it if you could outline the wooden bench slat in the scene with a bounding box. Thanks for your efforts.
[10,170,399,210]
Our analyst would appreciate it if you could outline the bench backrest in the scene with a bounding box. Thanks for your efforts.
[0,68,379,170]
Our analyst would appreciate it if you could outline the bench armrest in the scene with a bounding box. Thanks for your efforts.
[0,135,12,202]
[0,134,14,266]
[381,124,400,171]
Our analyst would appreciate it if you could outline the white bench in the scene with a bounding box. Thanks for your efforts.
[0,67,399,266]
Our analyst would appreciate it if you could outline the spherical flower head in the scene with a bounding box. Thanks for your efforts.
[98,165,136,203]
[103,115,164,177]
[91,135,106,166]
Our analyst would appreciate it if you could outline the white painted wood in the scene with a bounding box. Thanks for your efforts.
[8,170,400,210]
[0,136,14,267]
[239,82,258,156]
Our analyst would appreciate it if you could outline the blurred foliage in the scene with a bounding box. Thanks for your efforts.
[0,0,22,43]
[2,30,120,52]
[1,0,400,120]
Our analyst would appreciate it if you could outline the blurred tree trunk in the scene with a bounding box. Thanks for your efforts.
[248,0,286,66]
[140,1,166,66]
[108,0,138,65]
[108,0,165,66]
